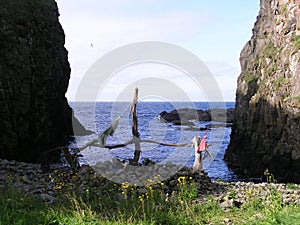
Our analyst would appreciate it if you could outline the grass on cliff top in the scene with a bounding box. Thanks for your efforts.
[1,180,300,225]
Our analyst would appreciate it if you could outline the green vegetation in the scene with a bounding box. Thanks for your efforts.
[257,43,280,79]
[264,168,277,184]
[276,75,290,85]
[287,183,298,190]
[1,180,300,225]
[284,96,300,108]
[281,5,287,13]
[273,75,290,92]
[229,189,237,199]
[276,75,285,86]
[292,33,300,50]
[265,62,278,77]
[243,72,257,84]
[284,95,300,102]
[264,42,279,57]
[284,95,300,108]
[177,176,198,201]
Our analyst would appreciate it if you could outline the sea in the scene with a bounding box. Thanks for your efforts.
[70,101,238,181]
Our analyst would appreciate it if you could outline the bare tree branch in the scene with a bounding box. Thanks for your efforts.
[104,139,135,149]
[84,138,191,150]
[141,139,191,147]
[131,88,141,165]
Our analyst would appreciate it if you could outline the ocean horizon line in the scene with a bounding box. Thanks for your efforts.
[69,100,236,103]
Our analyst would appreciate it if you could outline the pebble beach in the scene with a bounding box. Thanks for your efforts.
[0,159,299,210]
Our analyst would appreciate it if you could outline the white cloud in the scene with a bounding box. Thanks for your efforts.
[56,0,259,102]
[206,62,240,101]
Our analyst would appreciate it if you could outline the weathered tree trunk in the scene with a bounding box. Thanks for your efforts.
[192,136,203,172]
[131,88,141,165]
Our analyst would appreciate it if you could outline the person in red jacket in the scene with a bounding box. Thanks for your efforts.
[197,133,208,153]
[198,133,213,159]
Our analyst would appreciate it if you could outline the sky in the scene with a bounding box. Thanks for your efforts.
[56,0,260,102]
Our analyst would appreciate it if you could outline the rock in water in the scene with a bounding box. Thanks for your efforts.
[0,0,87,162]
[225,0,300,183]
[158,108,234,123]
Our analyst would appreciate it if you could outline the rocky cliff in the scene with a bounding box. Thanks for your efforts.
[0,0,86,163]
[225,0,300,182]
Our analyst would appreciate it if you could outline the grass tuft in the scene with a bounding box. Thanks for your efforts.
[292,33,300,50]
[1,179,299,225]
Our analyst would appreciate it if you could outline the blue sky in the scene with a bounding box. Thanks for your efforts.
[56,0,260,102]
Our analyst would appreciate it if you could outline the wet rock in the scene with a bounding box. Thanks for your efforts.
[205,123,232,129]
[31,189,44,195]
[158,108,234,124]
[184,127,211,131]
[172,120,195,126]
[39,194,56,204]
[142,158,155,166]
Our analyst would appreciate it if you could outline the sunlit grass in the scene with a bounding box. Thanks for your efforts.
[0,175,299,225]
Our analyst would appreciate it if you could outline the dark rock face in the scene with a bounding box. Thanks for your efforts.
[158,108,235,124]
[225,0,300,183]
[0,0,88,163]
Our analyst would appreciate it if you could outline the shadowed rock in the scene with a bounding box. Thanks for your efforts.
[158,108,235,125]
[0,0,91,163]
[225,0,300,183]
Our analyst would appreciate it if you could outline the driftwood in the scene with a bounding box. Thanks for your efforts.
[131,88,141,165]
[203,144,214,160]
[90,139,191,149]
[140,139,190,147]
[51,88,213,170]
[62,147,80,171]
[191,136,203,172]
[72,88,194,165]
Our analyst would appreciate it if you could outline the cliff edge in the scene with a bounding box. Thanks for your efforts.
[225,0,300,182]
[0,0,89,163]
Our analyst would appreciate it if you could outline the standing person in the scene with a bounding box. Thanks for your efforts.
[199,133,213,160]
[198,133,208,152]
